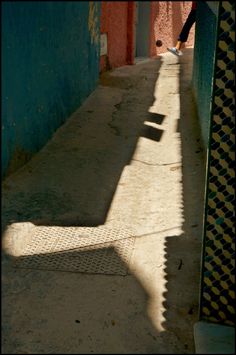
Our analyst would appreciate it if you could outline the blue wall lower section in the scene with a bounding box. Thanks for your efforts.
[2,1,100,177]
[192,2,219,151]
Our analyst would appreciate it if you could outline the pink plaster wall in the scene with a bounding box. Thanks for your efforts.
[150,1,195,56]
[100,2,129,72]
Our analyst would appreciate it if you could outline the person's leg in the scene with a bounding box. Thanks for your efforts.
[167,9,196,56]
[175,40,182,51]
[178,9,196,43]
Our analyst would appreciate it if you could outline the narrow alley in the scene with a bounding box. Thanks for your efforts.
[2,49,205,354]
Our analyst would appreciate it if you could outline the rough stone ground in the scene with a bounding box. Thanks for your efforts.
[2,48,205,354]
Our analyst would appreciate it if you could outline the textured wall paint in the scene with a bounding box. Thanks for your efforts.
[100,1,129,72]
[150,1,195,57]
[192,2,218,151]
[2,1,100,177]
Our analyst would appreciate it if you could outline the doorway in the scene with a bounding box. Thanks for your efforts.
[135,1,151,62]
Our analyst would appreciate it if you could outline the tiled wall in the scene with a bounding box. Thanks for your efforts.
[200,1,235,326]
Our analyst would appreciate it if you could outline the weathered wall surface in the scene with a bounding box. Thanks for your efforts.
[192,2,218,150]
[2,1,100,178]
[150,1,195,57]
[100,2,129,72]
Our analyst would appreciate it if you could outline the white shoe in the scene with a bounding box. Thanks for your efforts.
[167,47,183,56]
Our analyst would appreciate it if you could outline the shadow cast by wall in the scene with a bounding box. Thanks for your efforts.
[2,241,180,354]
[2,49,206,354]
[2,60,164,230]
[161,47,206,349]
[1,59,169,353]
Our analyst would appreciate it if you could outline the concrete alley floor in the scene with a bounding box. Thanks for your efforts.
[2,48,206,354]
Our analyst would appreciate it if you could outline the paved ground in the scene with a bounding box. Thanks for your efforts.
[2,48,206,354]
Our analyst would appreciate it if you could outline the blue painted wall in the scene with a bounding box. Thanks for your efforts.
[192,1,219,151]
[2,1,100,177]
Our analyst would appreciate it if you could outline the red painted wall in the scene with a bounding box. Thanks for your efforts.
[100,2,131,72]
[150,1,195,56]
[127,2,136,65]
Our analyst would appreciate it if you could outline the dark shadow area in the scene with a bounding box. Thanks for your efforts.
[2,242,189,354]
[1,59,169,353]
[161,48,206,350]
[145,112,165,125]
[1,60,164,230]
[141,124,164,143]
[1,49,206,354]
[2,246,156,354]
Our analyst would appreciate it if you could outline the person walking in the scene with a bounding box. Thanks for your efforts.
[167,1,197,56]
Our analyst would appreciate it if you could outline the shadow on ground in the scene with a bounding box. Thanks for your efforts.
[2,60,163,229]
[162,48,206,349]
[1,50,206,354]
